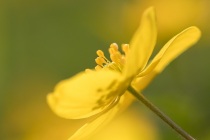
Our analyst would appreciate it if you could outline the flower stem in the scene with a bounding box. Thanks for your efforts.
[128,86,195,140]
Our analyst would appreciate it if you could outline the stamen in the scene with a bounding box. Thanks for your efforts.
[96,50,105,57]
[95,57,106,66]
[121,55,126,65]
[104,63,118,71]
[96,50,111,63]
[92,43,130,72]
[109,45,123,67]
[108,47,115,55]
[110,54,119,64]
[110,43,118,51]
[95,65,102,70]
[122,44,129,55]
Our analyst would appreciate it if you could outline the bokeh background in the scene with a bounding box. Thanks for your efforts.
[0,0,210,140]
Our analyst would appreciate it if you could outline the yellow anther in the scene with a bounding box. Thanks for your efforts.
[122,44,129,55]
[96,50,105,57]
[95,57,106,66]
[108,47,116,55]
[92,43,128,72]
[116,51,122,59]
[95,65,102,71]
[110,53,124,68]
[110,54,118,64]
[110,43,118,51]
[121,55,126,64]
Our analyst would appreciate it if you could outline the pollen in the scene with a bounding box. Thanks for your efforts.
[94,43,129,72]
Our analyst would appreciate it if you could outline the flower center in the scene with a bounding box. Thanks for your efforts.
[93,43,129,72]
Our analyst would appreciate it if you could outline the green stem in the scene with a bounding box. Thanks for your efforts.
[128,86,195,140]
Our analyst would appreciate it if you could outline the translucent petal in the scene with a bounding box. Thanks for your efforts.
[134,26,201,91]
[136,57,161,77]
[133,71,157,91]
[47,70,123,119]
[68,97,120,140]
[123,7,157,79]
[117,91,135,112]
[68,92,134,140]
[153,26,201,72]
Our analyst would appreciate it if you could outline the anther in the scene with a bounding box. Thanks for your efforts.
[110,54,124,69]
[110,54,119,64]
[96,50,105,57]
[110,43,119,51]
[108,47,116,55]
[95,57,106,66]
[95,65,102,70]
[122,44,129,55]
[93,43,128,72]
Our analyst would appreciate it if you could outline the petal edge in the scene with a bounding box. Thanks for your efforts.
[123,7,157,79]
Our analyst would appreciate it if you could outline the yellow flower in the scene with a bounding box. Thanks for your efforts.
[47,7,201,140]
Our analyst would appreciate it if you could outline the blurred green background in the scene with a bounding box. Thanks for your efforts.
[0,0,210,140]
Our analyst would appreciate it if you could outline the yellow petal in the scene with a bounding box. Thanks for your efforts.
[68,92,134,140]
[68,98,120,140]
[117,90,135,112]
[153,26,201,72]
[123,7,157,79]
[47,70,123,119]
[136,57,161,77]
[134,26,201,91]
[133,71,157,91]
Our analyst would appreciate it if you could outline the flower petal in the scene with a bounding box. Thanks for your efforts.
[153,26,201,72]
[134,26,201,91]
[68,92,134,140]
[123,7,157,79]
[47,70,123,119]
[68,97,120,140]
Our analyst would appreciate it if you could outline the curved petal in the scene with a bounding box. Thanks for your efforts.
[136,57,161,77]
[152,26,201,72]
[68,97,120,140]
[134,26,201,91]
[47,70,123,119]
[119,91,135,110]
[68,92,134,140]
[133,71,157,91]
[123,7,157,79]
